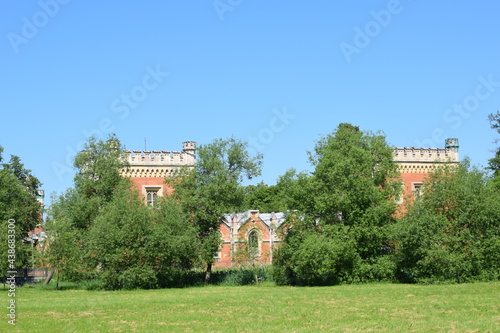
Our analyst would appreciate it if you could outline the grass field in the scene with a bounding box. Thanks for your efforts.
[2,282,499,332]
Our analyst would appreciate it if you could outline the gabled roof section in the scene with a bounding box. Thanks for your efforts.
[221,210,286,230]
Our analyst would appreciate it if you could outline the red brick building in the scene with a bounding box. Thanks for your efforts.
[124,139,459,267]
[393,138,459,211]
[121,141,196,206]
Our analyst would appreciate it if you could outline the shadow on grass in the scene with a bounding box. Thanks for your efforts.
[21,266,276,291]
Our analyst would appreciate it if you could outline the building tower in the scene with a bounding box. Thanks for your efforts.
[182,141,197,156]
[445,138,459,153]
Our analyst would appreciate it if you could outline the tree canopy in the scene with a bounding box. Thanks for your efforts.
[0,147,43,272]
[274,124,401,285]
[167,137,262,283]
[391,160,500,283]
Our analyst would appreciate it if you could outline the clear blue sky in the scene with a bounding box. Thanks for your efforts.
[1,1,500,208]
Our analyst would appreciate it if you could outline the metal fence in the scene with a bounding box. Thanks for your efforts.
[2,268,49,286]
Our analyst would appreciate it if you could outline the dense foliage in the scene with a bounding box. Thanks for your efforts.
[87,182,199,289]
[391,160,500,283]
[0,147,43,273]
[44,135,129,283]
[166,137,262,283]
[45,136,201,289]
[274,124,400,285]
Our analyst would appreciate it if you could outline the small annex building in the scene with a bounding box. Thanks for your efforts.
[216,210,285,268]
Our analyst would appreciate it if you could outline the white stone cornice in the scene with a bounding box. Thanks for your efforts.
[393,147,459,163]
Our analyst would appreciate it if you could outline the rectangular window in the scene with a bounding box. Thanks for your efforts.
[143,186,162,207]
[146,189,158,206]
[412,182,423,199]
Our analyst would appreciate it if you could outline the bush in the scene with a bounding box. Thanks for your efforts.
[354,256,396,283]
[274,225,360,286]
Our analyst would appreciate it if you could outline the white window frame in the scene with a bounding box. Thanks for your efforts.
[142,186,163,206]
[412,182,423,199]
[247,229,261,258]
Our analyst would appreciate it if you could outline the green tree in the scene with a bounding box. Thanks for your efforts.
[392,160,500,283]
[275,168,316,212]
[0,147,43,273]
[44,135,129,281]
[71,134,128,229]
[242,169,314,213]
[274,215,360,286]
[43,198,84,288]
[242,182,286,212]
[310,123,399,225]
[274,124,400,285]
[87,182,199,290]
[167,137,262,283]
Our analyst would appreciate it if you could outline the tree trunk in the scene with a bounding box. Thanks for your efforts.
[44,270,55,285]
[204,263,212,284]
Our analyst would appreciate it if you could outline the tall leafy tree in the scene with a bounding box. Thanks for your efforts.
[71,134,128,229]
[45,135,129,281]
[310,123,400,226]
[87,182,199,290]
[274,124,401,285]
[42,195,84,288]
[167,137,262,283]
[0,147,43,272]
[392,160,500,283]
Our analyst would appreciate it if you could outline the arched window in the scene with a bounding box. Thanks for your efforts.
[248,230,260,258]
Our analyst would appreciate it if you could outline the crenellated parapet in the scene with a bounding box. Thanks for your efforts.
[121,141,196,178]
[393,139,459,174]
[393,147,459,163]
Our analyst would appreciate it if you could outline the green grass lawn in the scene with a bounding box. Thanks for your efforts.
[2,282,499,332]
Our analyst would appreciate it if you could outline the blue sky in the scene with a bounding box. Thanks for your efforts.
[1,1,500,207]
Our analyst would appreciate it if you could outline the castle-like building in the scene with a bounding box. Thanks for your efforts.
[124,139,459,268]
[393,138,459,207]
[121,141,196,206]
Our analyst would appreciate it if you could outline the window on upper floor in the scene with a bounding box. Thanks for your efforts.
[145,187,160,207]
[412,182,423,199]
